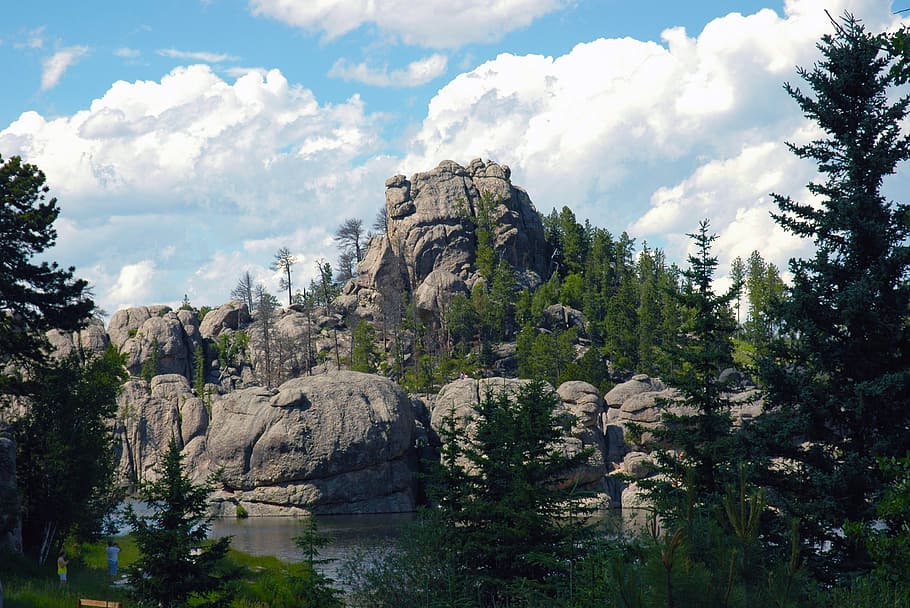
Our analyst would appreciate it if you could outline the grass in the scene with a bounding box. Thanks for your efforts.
[1,537,133,607]
[1,536,339,608]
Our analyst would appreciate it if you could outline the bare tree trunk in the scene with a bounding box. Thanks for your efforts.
[38,521,56,566]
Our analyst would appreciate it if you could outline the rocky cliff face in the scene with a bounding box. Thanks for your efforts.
[337,159,550,321]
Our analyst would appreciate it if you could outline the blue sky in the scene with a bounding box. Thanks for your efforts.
[1,0,907,315]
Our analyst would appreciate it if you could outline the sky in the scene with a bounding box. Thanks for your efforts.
[1,0,909,316]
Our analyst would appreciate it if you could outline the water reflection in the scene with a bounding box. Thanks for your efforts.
[210,513,415,579]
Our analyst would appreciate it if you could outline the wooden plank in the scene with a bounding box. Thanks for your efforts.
[77,600,122,608]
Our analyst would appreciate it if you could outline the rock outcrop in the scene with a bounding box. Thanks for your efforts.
[116,371,418,515]
[428,377,617,502]
[345,159,550,322]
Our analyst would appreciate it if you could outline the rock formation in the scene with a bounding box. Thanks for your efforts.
[339,159,550,322]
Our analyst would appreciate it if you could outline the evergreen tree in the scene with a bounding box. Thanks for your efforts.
[12,346,127,564]
[125,437,237,608]
[428,380,594,603]
[729,255,746,325]
[0,155,94,388]
[603,233,639,371]
[350,321,379,373]
[755,14,910,578]
[641,220,740,520]
[230,271,255,315]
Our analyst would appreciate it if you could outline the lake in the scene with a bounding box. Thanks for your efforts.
[209,512,416,581]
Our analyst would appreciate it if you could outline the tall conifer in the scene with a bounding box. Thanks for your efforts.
[756,14,910,577]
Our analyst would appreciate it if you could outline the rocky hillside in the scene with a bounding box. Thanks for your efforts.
[5,158,760,519]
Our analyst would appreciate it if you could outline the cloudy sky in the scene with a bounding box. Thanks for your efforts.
[1,0,908,315]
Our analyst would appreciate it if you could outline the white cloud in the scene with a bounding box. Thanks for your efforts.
[223,66,269,79]
[0,64,397,313]
[41,46,89,90]
[114,47,141,58]
[402,0,906,277]
[249,0,566,48]
[329,54,448,87]
[105,260,157,310]
[157,48,238,63]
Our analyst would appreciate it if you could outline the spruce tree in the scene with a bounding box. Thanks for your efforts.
[125,437,236,608]
[640,220,740,520]
[756,14,910,578]
[429,380,594,603]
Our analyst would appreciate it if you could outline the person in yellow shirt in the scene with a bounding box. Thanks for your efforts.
[57,550,68,584]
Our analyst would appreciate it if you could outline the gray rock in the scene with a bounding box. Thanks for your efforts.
[123,313,192,378]
[203,371,416,514]
[604,375,666,408]
[108,306,154,351]
[115,375,206,485]
[341,159,549,324]
[622,451,655,479]
[200,300,249,339]
[542,304,586,333]
[415,269,469,315]
[46,318,110,359]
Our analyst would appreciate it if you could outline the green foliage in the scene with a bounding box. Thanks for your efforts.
[11,346,127,563]
[198,305,212,322]
[193,344,206,398]
[0,155,94,385]
[213,330,249,372]
[639,220,740,522]
[846,454,910,586]
[427,380,595,603]
[271,247,296,306]
[516,323,577,387]
[124,437,238,607]
[755,14,910,578]
[472,191,499,281]
[351,321,379,373]
[140,337,160,386]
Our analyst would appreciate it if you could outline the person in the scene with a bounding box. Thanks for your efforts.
[106,540,121,578]
[57,550,68,584]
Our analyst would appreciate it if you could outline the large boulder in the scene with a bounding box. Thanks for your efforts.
[203,371,417,515]
[46,318,110,359]
[431,377,612,499]
[121,313,193,378]
[200,300,249,339]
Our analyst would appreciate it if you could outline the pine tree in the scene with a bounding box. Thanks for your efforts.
[755,14,910,578]
[641,220,740,520]
[428,380,594,602]
[0,155,94,388]
[125,437,237,608]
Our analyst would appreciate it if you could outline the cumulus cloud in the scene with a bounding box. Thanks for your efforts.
[104,260,157,310]
[0,65,397,313]
[249,0,566,48]
[329,53,448,87]
[157,48,238,62]
[41,46,89,90]
[403,0,906,276]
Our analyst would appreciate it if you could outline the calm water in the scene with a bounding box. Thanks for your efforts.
[209,513,415,580]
